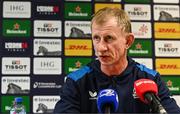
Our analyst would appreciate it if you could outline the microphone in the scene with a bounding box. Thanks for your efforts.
[97,89,119,114]
[134,79,167,114]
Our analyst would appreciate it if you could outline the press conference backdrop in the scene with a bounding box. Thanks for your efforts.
[0,0,179,113]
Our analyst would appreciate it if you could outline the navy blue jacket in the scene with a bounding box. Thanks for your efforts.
[54,57,180,113]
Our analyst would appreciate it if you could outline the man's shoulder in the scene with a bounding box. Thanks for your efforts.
[67,66,93,82]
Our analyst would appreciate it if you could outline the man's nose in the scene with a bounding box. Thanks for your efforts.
[98,41,108,51]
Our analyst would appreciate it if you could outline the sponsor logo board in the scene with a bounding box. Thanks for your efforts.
[33,57,62,75]
[125,4,151,20]
[155,40,180,57]
[65,21,91,38]
[156,59,180,75]
[34,20,62,37]
[65,39,92,56]
[3,1,31,18]
[2,57,30,75]
[131,22,152,38]
[154,23,180,39]
[34,39,62,56]
[1,76,30,94]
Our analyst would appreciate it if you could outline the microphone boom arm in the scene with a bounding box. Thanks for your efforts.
[144,92,167,114]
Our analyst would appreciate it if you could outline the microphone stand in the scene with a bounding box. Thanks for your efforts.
[104,105,111,114]
[145,93,167,114]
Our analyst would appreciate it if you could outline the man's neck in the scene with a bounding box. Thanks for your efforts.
[101,58,128,76]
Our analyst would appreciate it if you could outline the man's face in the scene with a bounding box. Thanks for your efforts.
[92,18,128,66]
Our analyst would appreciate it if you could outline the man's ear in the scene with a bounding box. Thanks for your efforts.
[125,33,134,49]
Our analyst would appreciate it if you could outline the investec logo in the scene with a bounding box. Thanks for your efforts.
[5,42,28,52]
[154,5,179,21]
[36,5,59,15]
[125,4,151,20]
[34,20,61,37]
[1,76,30,94]
[2,57,30,75]
[3,1,31,18]
[33,39,62,56]
[33,58,62,75]
[155,41,180,57]
[65,21,91,37]
[65,39,92,56]
[33,96,60,113]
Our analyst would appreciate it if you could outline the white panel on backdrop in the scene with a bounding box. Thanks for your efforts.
[154,5,179,21]
[125,4,151,20]
[1,76,30,94]
[153,0,179,3]
[65,21,91,38]
[155,41,180,57]
[34,39,62,56]
[34,20,62,37]
[133,58,153,69]
[33,58,62,75]
[3,1,31,18]
[131,22,152,39]
[33,96,60,113]
[2,57,30,75]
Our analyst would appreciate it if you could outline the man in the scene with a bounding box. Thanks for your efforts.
[54,7,180,113]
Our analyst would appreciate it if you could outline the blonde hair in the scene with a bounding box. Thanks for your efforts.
[91,7,132,33]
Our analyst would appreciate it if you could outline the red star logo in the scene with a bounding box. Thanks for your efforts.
[14,23,20,30]
[75,61,82,68]
[166,80,172,87]
[75,6,81,13]
[135,43,142,49]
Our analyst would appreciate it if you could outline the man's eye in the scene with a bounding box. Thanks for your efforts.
[105,35,114,42]
[93,36,100,41]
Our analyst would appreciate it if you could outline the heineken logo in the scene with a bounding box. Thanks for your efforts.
[3,20,30,37]
[6,23,27,34]
[129,43,148,54]
[68,5,88,17]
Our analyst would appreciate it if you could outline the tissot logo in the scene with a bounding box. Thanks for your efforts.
[5,42,28,52]
[155,41,180,57]
[2,57,30,75]
[3,1,31,18]
[34,20,61,37]
[125,4,151,20]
